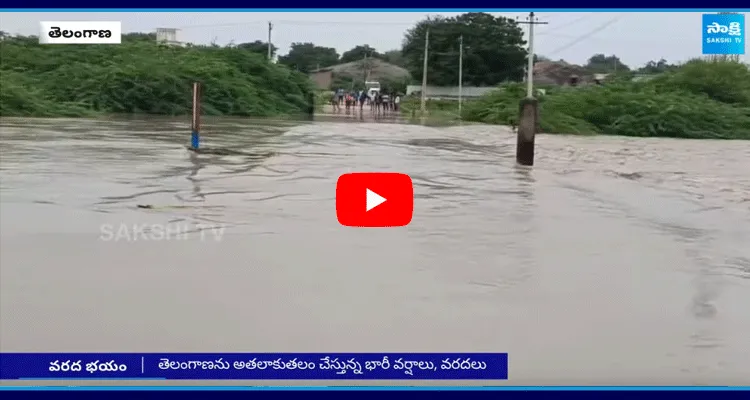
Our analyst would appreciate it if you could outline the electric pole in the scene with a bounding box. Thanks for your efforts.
[267,22,273,62]
[420,28,430,116]
[363,52,369,84]
[458,35,463,119]
[518,12,548,98]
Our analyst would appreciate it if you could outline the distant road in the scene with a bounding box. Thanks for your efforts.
[316,104,405,123]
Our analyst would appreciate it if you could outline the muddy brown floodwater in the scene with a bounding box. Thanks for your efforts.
[1,116,749,386]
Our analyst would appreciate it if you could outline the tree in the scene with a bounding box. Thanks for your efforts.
[278,42,339,74]
[585,54,630,73]
[401,13,527,86]
[340,45,380,64]
[122,32,157,42]
[381,49,406,67]
[637,58,678,74]
[237,40,277,59]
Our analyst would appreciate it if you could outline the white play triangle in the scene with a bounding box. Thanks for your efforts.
[366,188,386,212]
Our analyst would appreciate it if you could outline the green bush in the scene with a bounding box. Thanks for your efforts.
[0,70,95,117]
[647,59,750,106]
[0,35,315,118]
[461,60,750,139]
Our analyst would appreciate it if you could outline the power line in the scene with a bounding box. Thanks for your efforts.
[537,13,595,36]
[546,14,625,56]
[174,14,634,60]
[176,20,417,30]
[176,14,576,30]
[533,13,567,23]
[543,33,671,44]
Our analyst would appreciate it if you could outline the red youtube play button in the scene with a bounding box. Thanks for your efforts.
[336,172,413,228]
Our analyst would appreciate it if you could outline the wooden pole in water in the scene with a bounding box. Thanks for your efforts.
[191,82,201,150]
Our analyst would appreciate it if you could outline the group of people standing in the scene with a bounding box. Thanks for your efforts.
[331,88,401,114]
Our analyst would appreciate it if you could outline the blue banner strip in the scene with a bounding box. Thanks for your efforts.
[0,353,508,380]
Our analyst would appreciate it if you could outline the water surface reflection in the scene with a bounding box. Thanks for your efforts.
[0,117,749,385]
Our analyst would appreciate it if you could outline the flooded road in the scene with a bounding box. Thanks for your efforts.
[1,116,749,385]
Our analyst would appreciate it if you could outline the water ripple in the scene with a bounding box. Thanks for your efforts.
[1,117,749,384]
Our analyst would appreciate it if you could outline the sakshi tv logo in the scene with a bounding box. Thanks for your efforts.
[702,13,745,55]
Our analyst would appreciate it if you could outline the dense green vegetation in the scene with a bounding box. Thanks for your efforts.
[0,34,315,118]
[403,60,750,139]
[2,19,748,140]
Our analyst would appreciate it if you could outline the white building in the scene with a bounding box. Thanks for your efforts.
[155,28,184,47]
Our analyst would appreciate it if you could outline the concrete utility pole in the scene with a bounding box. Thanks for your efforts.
[458,35,464,119]
[519,12,548,98]
[515,12,548,167]
[267,22,273,62]
[363,51,370,83]
[420,28,430,116]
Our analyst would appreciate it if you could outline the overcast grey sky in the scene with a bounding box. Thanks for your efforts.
[1,12,747,67]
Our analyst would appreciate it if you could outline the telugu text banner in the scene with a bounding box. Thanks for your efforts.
[0,353,509,380]
[39,21,122,44]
